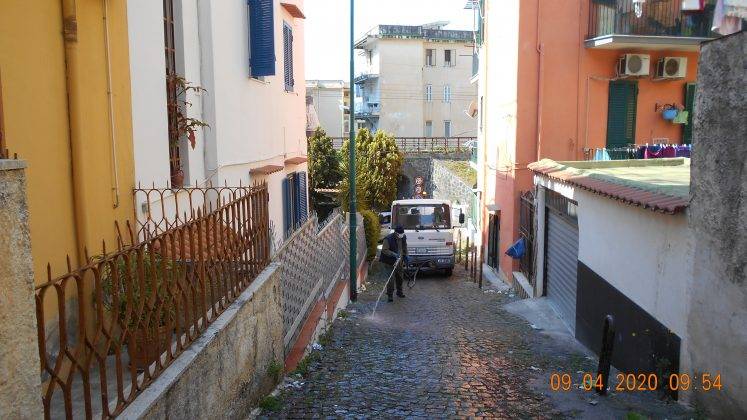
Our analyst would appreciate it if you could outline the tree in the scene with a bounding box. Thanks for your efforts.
[339,128,403,212]
[307,127,342,214]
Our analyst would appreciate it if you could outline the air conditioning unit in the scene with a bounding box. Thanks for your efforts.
[618,54,650,77]
[656,57,687,79]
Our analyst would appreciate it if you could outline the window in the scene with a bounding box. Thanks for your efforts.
[282,172,308,234]
[366,50,373,66]
[606,80,638,147]
[392,203,452,230]
[443,85,451,103]
[444,49,455,66]
[248,0,276,77]
[425,49,436,66]
[444,120,452,137]
[425,84,433,102]
[283,22,294,91]
[425,121,433,137]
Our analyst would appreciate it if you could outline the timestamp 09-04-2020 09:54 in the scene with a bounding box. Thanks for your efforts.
[549,372,723,392]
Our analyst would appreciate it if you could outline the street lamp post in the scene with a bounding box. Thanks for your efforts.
[348,0,358,301]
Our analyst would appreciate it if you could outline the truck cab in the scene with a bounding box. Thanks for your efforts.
[387,199,462,275]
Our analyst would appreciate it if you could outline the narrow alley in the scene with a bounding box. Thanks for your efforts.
[264,265,690,419]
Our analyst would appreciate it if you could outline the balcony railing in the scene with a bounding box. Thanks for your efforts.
[588,0,715,40]
[329,136,477,154]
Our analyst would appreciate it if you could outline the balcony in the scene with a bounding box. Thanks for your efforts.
[586,0,716,51]
[354,72,379,85]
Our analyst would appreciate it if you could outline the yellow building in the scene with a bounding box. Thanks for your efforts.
[0,0,135,281]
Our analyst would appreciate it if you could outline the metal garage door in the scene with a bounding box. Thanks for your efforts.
[545,209,579,334]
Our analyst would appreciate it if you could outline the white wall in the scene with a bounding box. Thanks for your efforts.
[534,177,695,382]
[576,190,694,338]
[308,84,345,137]
[127,0,170,187]
[128,0,307,232]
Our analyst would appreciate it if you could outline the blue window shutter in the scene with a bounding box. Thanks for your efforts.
[297,172,308,222]
[249,0,275,77]
[282,177,291,235]
[283,22,294,91]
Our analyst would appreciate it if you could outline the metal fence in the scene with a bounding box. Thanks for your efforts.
[588,0,715,39]
[34,184,270,419]
[329,136,476,154]
[519,190,536,286]
[274,211,365,354]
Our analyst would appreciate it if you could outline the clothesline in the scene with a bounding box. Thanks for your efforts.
[591,144,692,161]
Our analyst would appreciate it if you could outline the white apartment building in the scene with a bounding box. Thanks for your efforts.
[306,80,350,138]
[127,0,308,236]
[354,24,478,137]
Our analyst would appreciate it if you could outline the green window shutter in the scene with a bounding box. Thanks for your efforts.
[606,81,638,148]
[683,83,696,145]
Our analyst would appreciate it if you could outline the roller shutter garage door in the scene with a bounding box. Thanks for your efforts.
[545,210,579,334]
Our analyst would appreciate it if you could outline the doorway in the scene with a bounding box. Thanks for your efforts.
[487,214,500,269]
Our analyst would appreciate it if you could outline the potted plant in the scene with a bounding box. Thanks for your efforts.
[99,253,183,370]
[167,75,210,188]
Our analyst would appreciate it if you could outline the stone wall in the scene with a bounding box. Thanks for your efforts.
[119,263,285,420]
[0,160,43,419]
[399,152,470,200]
[431,159,476,220]
[687,31,746,418]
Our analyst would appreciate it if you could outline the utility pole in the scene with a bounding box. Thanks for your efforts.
[348,0,358,301]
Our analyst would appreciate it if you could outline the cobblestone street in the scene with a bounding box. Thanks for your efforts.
[266,264,691,419]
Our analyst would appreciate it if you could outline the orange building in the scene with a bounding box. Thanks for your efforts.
[474,0,714,289]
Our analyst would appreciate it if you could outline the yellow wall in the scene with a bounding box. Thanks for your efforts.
[0,0,135,283]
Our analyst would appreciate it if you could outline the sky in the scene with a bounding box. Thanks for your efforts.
[304,0,475,80]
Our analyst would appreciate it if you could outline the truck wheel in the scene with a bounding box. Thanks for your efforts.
[445,268,453,277]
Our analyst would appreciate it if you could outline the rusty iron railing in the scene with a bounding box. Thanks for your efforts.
[35,184,270,419]
[329,136,476,154]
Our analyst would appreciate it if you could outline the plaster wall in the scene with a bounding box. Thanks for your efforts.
[575,190,693,340]
[477,0,521,277]
[686,31,747,418]
[308,84,345,138]
[127,0,307,232]
[127,0,170,187]
[1,0,136,281]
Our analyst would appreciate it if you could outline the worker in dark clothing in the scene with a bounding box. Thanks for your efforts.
[380,225,409,302]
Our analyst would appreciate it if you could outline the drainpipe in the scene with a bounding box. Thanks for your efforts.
[61,0,88,263]
[535,0,544,161]
[103,0,121,208]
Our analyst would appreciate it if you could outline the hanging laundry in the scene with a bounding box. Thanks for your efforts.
[675,145,692,158]
[725,0,747,18]
[673,110,689,124]
[713,0,743,35]
[682,0,706,11]
[594,148,611,161]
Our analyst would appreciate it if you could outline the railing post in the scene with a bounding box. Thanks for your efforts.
[464,237,470,271]
[0,159,43,419]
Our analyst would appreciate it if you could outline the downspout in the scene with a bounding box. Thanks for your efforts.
[61,0,87,263]
[535,0,544,161]
[103,0,121,208]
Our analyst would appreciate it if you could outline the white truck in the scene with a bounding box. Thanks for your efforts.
[385,199,464,275]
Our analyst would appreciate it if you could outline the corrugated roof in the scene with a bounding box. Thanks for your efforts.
[529,158,691,214]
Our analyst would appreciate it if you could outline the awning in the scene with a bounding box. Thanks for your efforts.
[249,165,284,175]
[284,156,308,165]
[281,2,306,19]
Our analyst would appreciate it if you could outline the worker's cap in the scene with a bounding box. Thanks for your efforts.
[394,225,405,234]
